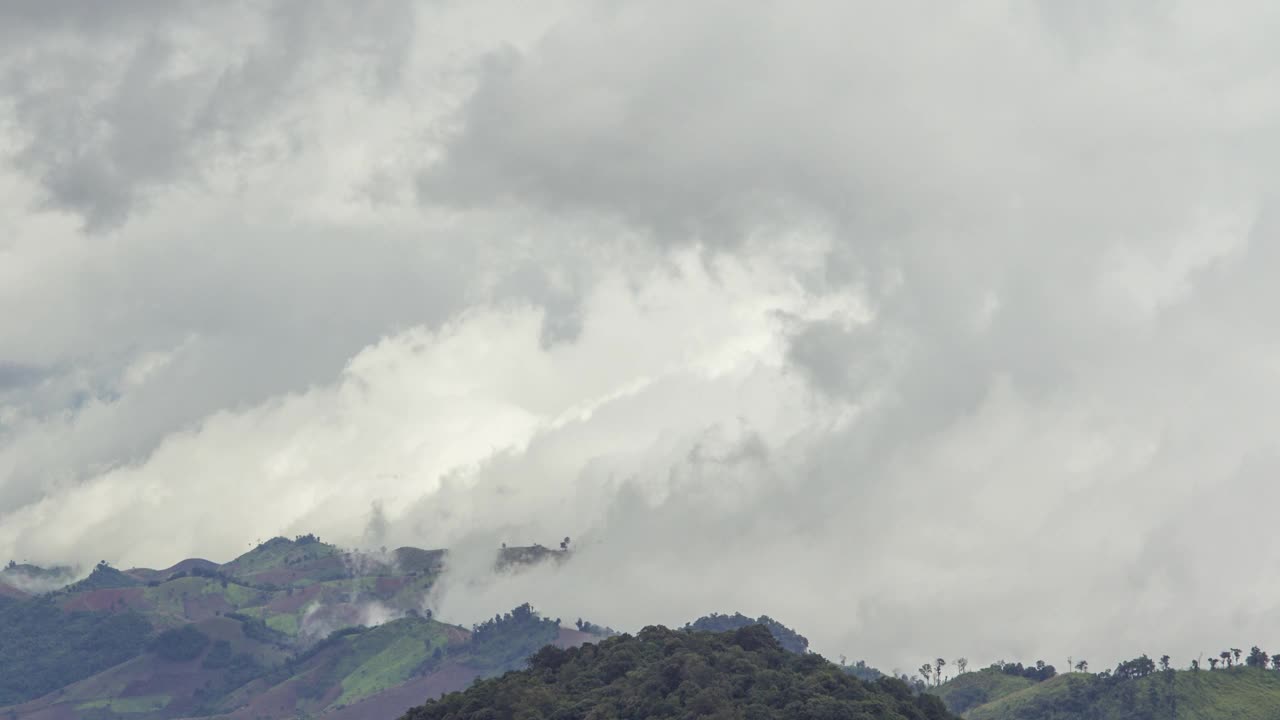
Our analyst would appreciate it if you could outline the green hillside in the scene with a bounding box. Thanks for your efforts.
[951,667,1280,720]
[210,615,462,717]
[931,668,1037,715]
[402,624,956,720]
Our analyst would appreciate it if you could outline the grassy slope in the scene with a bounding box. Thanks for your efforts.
[932,668,1037,715]
[965,667,1280,720]
[212,616,461,718]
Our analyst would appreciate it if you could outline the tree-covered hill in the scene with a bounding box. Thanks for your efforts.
[402,624,956,720]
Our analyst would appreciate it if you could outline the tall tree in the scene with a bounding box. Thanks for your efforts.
[956,657,967,675]
[1232,648,1243,666]
[1075,660,1088,673]
[918,664,933,686]
[1220,651,1232,668]
[1246,646,1269,669]
[1159,655,1171,672]
[1209,657,1219,670]
[935,658,946,686]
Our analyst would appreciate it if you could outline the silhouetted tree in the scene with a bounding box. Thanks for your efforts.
[1209,658,1219,670]
[1159,655,1171,672]
[1232,648,1243,666]
[1190,659,1200,671]
[1075,660,1088,673]
[1246,646,1269,669]
[956,657,967,674]
[918,664,933,686]
[935,658,946,686]
[1272,655,1280,671]
[1220,651,1232,668]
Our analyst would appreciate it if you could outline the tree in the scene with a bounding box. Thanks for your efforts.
[1272,655,1280,672]
[1160,655,1171,672]
[1246,646,1269,669]
[1232,648,1243,666]
[1209,658,1219,670]
[1220,651,1232,668]
[918,664,933,686]
[1190,659,1200,671]
[1075,660,1088,673]
[956,657,968,674]
[560,536,571,550]
[935,658,946,686]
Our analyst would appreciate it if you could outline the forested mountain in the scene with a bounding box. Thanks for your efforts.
[401,624,955,720]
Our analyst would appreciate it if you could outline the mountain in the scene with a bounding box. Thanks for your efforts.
[401,624,956,720]
[933,666,1280,719]
[0,537,594,720]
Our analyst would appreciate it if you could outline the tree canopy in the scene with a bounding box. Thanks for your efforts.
[403,624,955,720]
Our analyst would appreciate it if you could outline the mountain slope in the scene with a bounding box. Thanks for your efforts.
[931,668,1037,716]
[402,624,956,720]
[0,596,152,707]
[954,667,1280,720]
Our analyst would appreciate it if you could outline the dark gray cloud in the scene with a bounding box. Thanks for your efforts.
[3,0,414,230]
[4,0,1280,675]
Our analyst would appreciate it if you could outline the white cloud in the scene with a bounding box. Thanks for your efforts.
[4,0,1280,675]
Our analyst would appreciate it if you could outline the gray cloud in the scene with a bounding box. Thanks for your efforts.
[4,0,1280,676]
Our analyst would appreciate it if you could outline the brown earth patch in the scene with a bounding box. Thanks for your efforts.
[554,627,597,649]
[182,592,233,621]
[265,583,322,614]
[60,587,146,612]
[444,626,471,646]
[0,581,30,600]
[374,576,405,597]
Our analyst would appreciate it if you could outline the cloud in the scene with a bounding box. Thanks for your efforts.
[4,0,1280,675]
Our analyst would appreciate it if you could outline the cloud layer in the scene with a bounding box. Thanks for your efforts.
[4,0,1280,672]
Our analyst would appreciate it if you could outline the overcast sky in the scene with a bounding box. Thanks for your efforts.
[4,0,1280,673]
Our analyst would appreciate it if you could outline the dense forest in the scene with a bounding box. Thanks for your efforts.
[0,595,151,706]
[402,624,955,720]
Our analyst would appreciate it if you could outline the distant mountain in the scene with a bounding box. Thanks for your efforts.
[401,624,956,720]
[0,537,598,720]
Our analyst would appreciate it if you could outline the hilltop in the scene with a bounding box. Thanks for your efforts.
[402,624,955,720]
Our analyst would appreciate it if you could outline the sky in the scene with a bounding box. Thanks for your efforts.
[3,0,1280,674]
